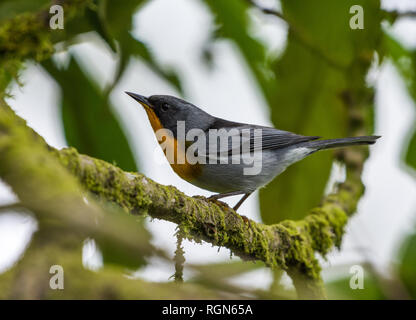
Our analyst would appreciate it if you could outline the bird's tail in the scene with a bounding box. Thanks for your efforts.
[306,135,381,150]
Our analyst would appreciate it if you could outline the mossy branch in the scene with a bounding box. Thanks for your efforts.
[0,0,94,96]
[1,230,240,299]
[0,97,369,299]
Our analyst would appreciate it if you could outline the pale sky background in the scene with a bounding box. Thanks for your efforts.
[1,0,416,291]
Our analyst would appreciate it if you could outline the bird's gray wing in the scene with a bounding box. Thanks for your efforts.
[191,119,319,160]
[251,126,320,152]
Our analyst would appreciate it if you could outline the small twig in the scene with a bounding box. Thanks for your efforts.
[350,226,411,300]
[0,202,25,212]
[244,0,288,23]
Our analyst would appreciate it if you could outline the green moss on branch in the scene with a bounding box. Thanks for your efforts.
[55,143,365,299]
[0,0,94,96]
[0,0,373,301]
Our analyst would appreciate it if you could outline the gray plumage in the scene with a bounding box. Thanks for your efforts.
[304,136,380,150]
[126,92,381,210]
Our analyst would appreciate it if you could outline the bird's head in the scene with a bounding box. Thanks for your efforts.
[125,92,212,136]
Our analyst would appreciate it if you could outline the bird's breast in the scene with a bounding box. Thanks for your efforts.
[145,108,202,182]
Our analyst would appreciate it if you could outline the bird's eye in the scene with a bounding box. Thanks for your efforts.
[161,103,170,112]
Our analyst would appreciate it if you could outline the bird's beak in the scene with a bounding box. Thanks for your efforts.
[125,92,153,110]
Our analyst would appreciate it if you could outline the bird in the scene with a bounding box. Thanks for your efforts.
[126,92,380,211]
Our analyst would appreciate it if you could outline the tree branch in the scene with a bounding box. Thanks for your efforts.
[244,0,346,69]
[0,97,369,298]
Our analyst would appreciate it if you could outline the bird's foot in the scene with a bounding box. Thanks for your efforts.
[207,194,218,200]
[240,215,252,229]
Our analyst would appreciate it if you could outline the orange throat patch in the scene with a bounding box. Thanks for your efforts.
[143,106,202,182]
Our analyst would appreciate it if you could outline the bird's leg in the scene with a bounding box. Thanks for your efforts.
[233,192,253,211]
[208,190,246,201]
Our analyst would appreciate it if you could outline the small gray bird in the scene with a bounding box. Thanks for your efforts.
[126,92,380,211]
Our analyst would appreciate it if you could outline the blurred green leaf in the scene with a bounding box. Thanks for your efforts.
[204,0,276,105]
[398,229,416,298]
[259,0,382,223]
[51,7,118,52]
[0,0,49,22]
[190,260,290,299]
[43,57,137,172]
[89,201,157,270]
[383,31,416,171]
[3,0,104,46]
[42,0,182,94]
[95,0,183,93]
[97,235,148,270]
[325,269,385,300]
[90,202,157,270]
[261,41,347,223]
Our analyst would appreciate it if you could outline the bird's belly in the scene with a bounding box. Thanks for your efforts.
[189,150,289,193]
[187,147,314,193]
